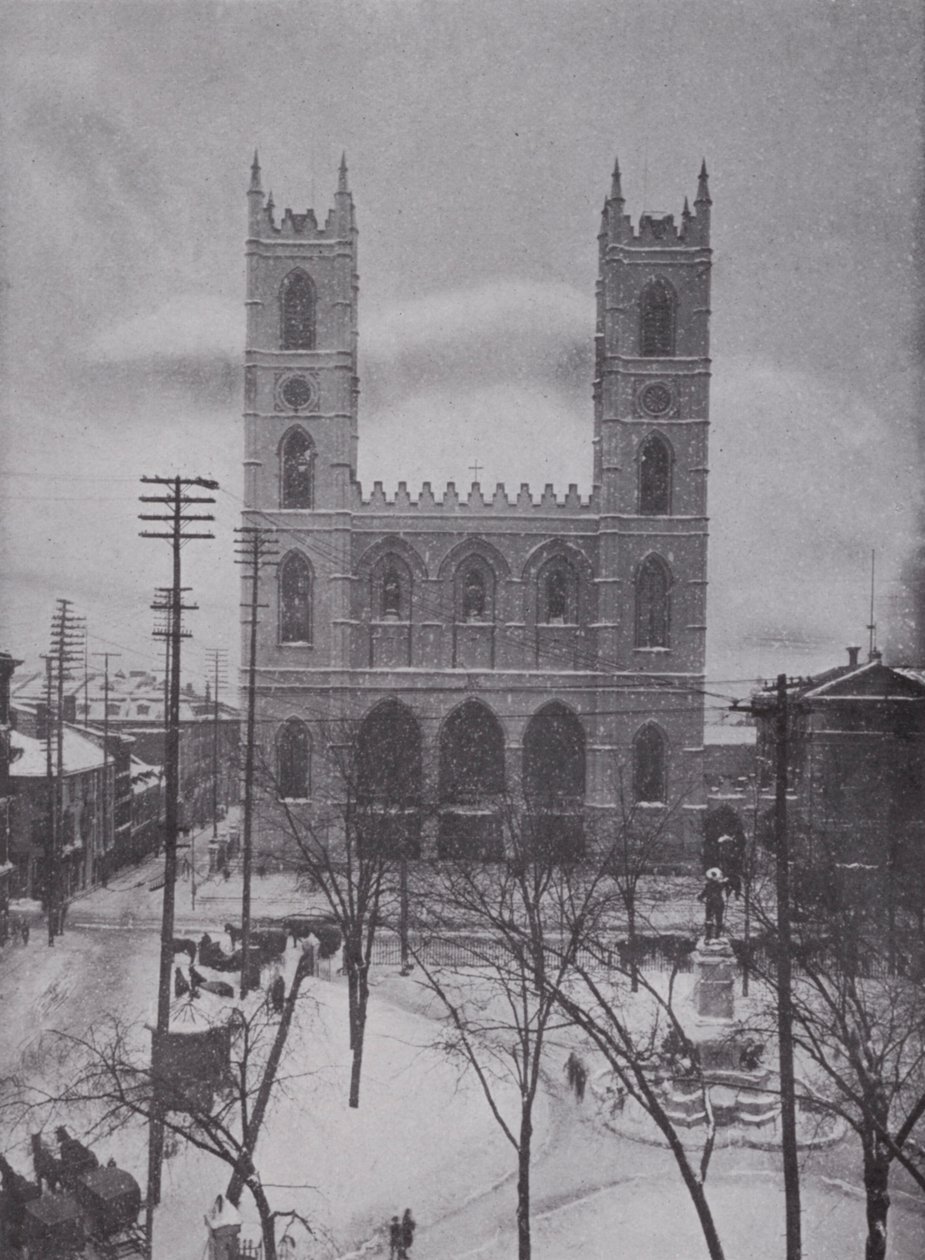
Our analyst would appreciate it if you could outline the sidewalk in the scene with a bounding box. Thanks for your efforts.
[68,808,326,934]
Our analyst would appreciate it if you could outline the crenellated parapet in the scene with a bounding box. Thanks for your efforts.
[603,158,711,249]
[353,480,598,514]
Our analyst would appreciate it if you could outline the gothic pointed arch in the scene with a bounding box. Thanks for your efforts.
[523,702,586,860]
[277,717,311,800]
[634,553,671,648]
[638,433,673,516]
[280,427,315,509]
[639,277,676,357]
[438,699,506,859]
[633,723,668,804]
[355,700,422,857]
[279,550,314,645]
[280,268,316,350]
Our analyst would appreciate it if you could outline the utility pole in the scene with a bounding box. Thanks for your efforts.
[152,586,190,858]
[140,474,216,1247]
[41,656,56,946]
[204,648,229,841]
[773,673,802,1260]
[48,600,85,939]
[92,652,121,882]
[234,525,278,998]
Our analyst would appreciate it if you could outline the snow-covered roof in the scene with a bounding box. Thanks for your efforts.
[10,728,106,776]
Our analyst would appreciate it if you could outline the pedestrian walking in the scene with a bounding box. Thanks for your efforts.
[401,1208,416,1255]
[388,1215,402,1259]
[21,920,30,946]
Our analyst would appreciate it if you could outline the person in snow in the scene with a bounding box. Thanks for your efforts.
[269,973,286,1014]
[401,1208,416,1254]
[389,1215,402,1259]
[697,868,729,941]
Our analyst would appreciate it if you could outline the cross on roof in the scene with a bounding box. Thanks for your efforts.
[469,459,483,482]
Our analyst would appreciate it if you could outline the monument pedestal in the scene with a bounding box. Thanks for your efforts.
[692,935,736,1024]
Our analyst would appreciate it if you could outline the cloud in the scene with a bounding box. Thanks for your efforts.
[363,279,590,363]
[86,295,243,364]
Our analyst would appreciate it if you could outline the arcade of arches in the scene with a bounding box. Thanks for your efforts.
[278,699,671,862]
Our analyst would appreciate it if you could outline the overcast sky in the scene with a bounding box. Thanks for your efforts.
[0,0,922,698]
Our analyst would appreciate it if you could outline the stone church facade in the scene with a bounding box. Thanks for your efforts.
[242,153,712,862]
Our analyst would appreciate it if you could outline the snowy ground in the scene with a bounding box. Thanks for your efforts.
[1,828,923,1259]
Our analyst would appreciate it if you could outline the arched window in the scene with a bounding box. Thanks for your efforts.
[278,719,310,799]
[635,555,671,648]
[523,703,586,861]
[538,557,577,624]
[372,556,411,622]
[279,552,313,644]
[438,700,506,859]
[356,701,423,857]
[280,429,314,509]
[280,270,316,350]
[634,725,667,804]
[638,435,672,516]
[456,560,495,623]
[640,279,675,357]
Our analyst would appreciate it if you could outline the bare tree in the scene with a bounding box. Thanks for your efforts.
[14,952,315,1260]
[750,838,925,1260]
[265,711,418,1108]
[538,869,729,1260]
[605,774,692,992]
[410,810,592,1260]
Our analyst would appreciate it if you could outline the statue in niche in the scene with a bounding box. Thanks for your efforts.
[382,568,402,620]
[462,568,486,622]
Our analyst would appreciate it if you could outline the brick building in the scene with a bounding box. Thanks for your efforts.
[243,155,713,861]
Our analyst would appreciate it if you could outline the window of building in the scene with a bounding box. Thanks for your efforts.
[638,435,672,515]
[277,719,310,800]
[280,270,316,350]
[538,558,577,624]
[281,429,314,509]
[523,702,586,861]
[640,279,675,357]
[438,700,506,859]
[455,559,495,623]
[372,556,411,622]
[279,551,313,644]
[633,725,667,803]
[635,555,671,648]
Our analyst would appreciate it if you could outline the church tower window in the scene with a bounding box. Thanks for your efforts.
[279,551,313,644]
[280,270,316,350]
[640,279,675,357]
[280,429,314,509]
[633,724,667,803]
[635,555,671,648]
[638,434,672,515]
[277,718,311,799]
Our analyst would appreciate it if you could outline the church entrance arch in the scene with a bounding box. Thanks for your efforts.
[523,703,586,861]
[355,701,422,858]
[438,700,506,860]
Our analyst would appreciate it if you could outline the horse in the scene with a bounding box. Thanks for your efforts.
[55,1126,99,1188]
[171,937,197,963]
[189,965,235,998]
[30,1133,62,1193]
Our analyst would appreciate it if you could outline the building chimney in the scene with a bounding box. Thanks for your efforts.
[846,645,861,669]
[869,647,883,664]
